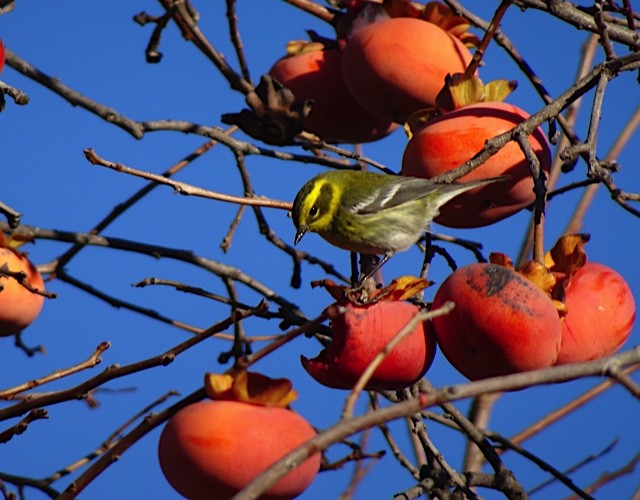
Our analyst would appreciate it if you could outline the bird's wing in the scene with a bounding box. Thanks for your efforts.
[352,177,438,215]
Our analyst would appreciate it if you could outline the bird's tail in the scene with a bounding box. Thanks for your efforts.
[433,175,508,207]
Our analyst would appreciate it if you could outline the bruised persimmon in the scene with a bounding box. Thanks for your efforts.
[554,262,635,365]
[302,300,436,390]
[269,47,397,143]
[431,263,561,380]
[158,400,320,500]
[402,102,551,228]
[0,247,45,336]
[341,17,473,123]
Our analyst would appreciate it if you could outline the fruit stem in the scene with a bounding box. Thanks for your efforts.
[464,0,514,79]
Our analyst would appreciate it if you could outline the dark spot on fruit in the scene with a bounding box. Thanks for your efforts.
[483,265,512,297]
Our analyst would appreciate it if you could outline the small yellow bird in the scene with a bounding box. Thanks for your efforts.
[292,170,504,272]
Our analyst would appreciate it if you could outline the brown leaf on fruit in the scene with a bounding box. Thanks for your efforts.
[204,370,297,408]
[545,233,590,277]
[221,75,312,146]
[376,275,431,301]
[421,1,480,47]
[404,108,439,138]
[519,260,557,295]
[311,278,347,302]
[489,252,515,270]
[285,40,325,56]
[313,276,429,305]
[435,74,517,113]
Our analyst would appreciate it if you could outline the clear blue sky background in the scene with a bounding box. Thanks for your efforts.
[0,2,638,499]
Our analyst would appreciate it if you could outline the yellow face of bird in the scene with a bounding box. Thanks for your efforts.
[291,174,341,244]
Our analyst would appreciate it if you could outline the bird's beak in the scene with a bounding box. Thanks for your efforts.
[294,226,308,245]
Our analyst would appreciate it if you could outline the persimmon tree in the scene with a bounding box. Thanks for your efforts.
[0,1,639,499]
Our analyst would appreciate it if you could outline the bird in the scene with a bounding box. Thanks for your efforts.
[291,170,505,278]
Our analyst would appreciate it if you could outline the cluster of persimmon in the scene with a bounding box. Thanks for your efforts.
[156,2,636,498]
[432,235,635,380]
[269,0,552,228]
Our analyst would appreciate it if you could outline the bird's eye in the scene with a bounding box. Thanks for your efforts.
[309,205,318,218]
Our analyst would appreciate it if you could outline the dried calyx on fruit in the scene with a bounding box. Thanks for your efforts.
[301,277,437,390]
[221,75,312,146]
[406,74,518,133]
[204,369,298,408]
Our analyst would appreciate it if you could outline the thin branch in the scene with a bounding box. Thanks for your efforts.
[232,348,640,499]
[0,409,48,444]
[567,452,640,499]
[564,103,640,234]
[368,394,421,480]
[528,439,618,495]
[0,343,109,400]
[57,312,330,498]
[44,391,179,484]
[83,148,292,210]
[55,133,231,270]
[486,433,595,499]
[463,392,502,472]
[506,364,640,449]
[519,0,640,49]
[156,0,253,94]
[0,305,265,422]
[56,270,203,335]
[281,0,334,23]
[464,0,514,78]
[225,0,252,84]
[5,50,145,138]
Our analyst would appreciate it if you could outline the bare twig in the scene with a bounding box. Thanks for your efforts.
[0,409,48,444]
[0,305,265,422]
[507,364,640,449]
[528,439,618,495]
[156,0,253,94]
[55,133,232,271]
[43,391,179,483]
[233,348,640,499]
[0,342,109,400]
[83,148,292,210]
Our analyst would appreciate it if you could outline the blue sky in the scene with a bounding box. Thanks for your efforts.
[0,2,638,499]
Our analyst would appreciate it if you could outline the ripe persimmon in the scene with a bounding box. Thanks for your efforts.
[158,400,320,500]
[402,102,551,227]
[431,263,561,380]
[0,247,45,336]
[302,300,436,390]
[269,47,396,143]
[555,262,635,364]
[341,17,473,123]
